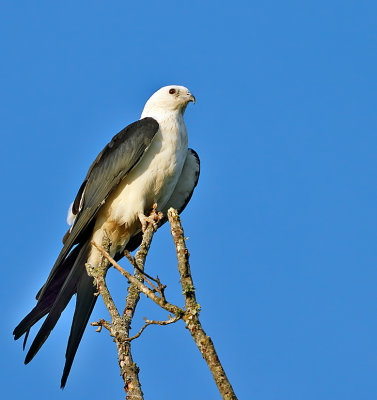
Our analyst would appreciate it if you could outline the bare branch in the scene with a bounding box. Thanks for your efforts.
[86,236,121,322]
[88,208,237,400]
[88,233,148,400]
[168,208,238,400]
[120,223,156,399]
[124,252,167,302]
[91,240,184,317]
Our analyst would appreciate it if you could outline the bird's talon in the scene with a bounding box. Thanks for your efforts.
[139,211,160,232]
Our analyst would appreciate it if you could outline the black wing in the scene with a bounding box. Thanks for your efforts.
[38,117,159,300]
[164,148,200,214]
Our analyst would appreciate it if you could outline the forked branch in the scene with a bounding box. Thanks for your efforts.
[89,209,237,400]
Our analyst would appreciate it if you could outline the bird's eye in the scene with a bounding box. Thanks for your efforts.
[169,88,176,95]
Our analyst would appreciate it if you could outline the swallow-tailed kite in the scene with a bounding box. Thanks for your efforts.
[13,85,200,387]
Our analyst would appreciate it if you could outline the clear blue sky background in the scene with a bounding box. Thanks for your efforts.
[1,1,377,399]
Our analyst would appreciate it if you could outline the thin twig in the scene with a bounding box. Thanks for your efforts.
[125,250,163,286]
[124,249,137,267]
[125,249,167,298]
[127,261,161,296]
[125,257,167,302]
[90,319,111,333]
[126,315,181,341]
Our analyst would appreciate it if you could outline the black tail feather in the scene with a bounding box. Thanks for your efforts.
[13,246,81,342]
[35,245,82,301]
[14,230,149,386]
[22,329,30,350]
[61,270,97,388]
[24,241,90,364]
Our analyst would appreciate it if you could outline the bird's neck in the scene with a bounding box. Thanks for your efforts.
[140,107,185,124]
[141,108,187,149]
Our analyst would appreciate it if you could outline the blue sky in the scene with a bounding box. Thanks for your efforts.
[1,1,377,399]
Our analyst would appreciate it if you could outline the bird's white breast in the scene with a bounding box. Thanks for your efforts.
[101,111,188,231]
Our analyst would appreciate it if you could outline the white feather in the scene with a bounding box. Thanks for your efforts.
[66,202,76,226]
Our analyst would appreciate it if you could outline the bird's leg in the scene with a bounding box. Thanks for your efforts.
[138,203,163,232]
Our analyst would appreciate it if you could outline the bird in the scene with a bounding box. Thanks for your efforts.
[13,85,200,387]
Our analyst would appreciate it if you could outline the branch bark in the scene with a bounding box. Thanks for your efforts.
[168,208,238,400]
[119,223,156,399]
[88,224,156,400]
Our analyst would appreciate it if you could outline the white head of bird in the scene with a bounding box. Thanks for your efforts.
[141,85,195,118]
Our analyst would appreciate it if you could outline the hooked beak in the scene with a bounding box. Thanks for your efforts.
[188,93,196,104]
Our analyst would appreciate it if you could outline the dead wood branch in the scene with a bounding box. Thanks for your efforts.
[168,208,238,400]
[88,223,156,400]
[92,241,185,317]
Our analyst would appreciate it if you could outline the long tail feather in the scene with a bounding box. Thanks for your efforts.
[13,246,81,342]
[24,241,90,364]
[61,270,97,387]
